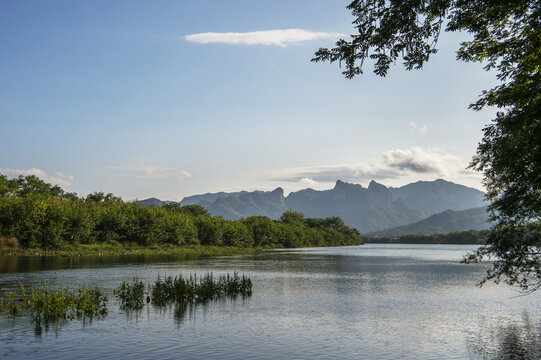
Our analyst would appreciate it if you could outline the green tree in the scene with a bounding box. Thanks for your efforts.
[179,204,211,218]
[221,221,253,247]
[0,175,17,197]
[14,175,64,198]
[154,210,198,246]
[194,216,226,245]
[279,211,305,225]
[313,1,540,291]
[85,192,120,204]
[243,216,277,247]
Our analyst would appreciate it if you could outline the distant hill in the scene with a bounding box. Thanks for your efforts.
[389,179,487,216]
[180,191,248,206]
[368,206,490,237]
[200,188,287,220]
[139,179,488,234]
[285,180,424,233]
[138,197,166,207]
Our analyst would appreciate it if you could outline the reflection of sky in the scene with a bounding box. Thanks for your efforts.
[1,244,540,359]
[467,313,541,359]
[275,243,483,261]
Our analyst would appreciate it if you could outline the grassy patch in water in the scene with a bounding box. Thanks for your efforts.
[2,291,19,316]
[151,272,252,306]
[113,272,253,309]
[113,278,146,310]
[1,284,108,324]
[2,273,253,327]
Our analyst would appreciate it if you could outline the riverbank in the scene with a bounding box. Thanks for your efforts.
[0,244,270,257]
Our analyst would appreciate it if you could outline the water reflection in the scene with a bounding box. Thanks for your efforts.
[0,254,204,273]
[33,318,68,337]
[1,245,540,360]
[5,282,253,338]
[174,302,188,323]
[467,314,541,359]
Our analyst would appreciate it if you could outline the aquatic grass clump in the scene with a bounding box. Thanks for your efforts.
[151,274,197,305]
[221,272,252,296]
[113,278,145,310]
[1,292,20,316]
[1,272,252,326]
[0,284,107,336]
[151,272,252,306]
[19,283,108,324]
[71,287,109,318]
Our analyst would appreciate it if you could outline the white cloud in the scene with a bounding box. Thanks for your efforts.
[409,121,428,134]
[263,147,482,187]
[184,29,340,47]
[264,163,396,183]
[299,177,318,187]
[0,168,74,187]
[177,170,192,182]
[382,147,464,176]
[135,165,174,179]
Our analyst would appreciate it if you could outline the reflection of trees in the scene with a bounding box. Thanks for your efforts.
[0,254,204,274]
[33,314,99,336]
[467,314,541,359]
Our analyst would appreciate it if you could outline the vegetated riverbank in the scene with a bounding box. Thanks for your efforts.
[364,230,488,245]
[0,174,363,257]
[0,244,267,257]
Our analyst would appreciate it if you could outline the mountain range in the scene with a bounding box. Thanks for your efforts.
[367,206,490,237]
[140,179,489,234]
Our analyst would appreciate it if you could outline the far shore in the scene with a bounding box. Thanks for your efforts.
[0,244,270,257]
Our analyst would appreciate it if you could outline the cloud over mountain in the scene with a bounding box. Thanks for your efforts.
[382,147,466,176]
[264,147,480,186]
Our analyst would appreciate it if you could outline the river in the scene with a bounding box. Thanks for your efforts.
[1,244,540,359]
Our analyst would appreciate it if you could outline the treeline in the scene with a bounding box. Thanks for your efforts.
[364,230,488,245]
[0,175,363,249]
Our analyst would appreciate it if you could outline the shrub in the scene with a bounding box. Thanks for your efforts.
[7,237,18,249]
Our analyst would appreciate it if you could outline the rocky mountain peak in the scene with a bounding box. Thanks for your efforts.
[367,180,392,207]
[271,187,284,198]
[334,179,363,191]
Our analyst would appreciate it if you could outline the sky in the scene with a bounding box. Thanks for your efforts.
[0,0,498,201]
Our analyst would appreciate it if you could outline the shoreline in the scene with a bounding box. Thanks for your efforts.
[0,244,271,257]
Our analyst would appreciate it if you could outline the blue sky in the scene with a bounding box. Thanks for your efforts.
[0,0,497,200]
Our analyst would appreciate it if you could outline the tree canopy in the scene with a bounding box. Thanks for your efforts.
[313,0,541,292]
[0,174,363,251]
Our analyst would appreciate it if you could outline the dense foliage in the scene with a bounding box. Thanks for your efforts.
[313,0,540,291]
[365,230,488,245]
[0,175,363,250]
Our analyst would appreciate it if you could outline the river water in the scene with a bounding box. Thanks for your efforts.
[1,244,540,359]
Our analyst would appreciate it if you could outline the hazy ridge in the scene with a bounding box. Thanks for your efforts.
[140,179,488,234]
